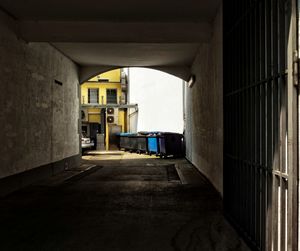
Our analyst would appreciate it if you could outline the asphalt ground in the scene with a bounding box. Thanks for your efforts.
[0,152,250,251]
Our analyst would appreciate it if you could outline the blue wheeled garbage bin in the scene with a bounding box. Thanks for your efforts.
[147,136,160,155]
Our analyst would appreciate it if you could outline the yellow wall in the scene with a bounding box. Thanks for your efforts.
[81,68,122,105]
[84,108,125,128]
[88,108,100,123]
[118,110,125,132]
[89,69,121,82]
[81,82,122,105]
[81,69,127,150]
[81,69,126,150]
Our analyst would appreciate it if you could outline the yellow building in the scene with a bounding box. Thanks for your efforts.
[81,69,137,150]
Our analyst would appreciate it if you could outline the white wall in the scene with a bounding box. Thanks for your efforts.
[128,108,138,133]
[128,68,184,133]
[185,5,223,195]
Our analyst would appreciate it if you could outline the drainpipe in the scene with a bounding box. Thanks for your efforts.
[297,0,300,249]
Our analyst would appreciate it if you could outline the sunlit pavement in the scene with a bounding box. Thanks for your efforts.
[0,152,249,251]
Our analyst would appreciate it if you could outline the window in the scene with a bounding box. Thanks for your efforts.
[88,88,99,104]
[106,89,117,104]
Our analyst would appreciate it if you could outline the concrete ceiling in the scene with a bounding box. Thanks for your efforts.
[0,0,221,80]
[53,43,200,67]
[0,0,220,22]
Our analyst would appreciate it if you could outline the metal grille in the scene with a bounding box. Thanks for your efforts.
[224,0,297,250]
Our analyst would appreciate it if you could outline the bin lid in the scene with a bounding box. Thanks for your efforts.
[128,135,147,138]
[157,132,183,137]
[138,131,150,135]
[138,131,161,135]
[147,135,158,138]
[159,132,181,134]
[118,133,136,136]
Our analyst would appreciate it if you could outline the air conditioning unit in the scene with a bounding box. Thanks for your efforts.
[106,107,119,124]
[81,108,88,122]
[107,116,115,123]
[107,107,115,115]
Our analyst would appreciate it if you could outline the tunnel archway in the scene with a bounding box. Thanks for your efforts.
[80,67,185,152]
[79,65,191,85]
[0,0,299,249]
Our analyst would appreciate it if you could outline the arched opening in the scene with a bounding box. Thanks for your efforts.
[0,0,298,249]
[79,65,191,85]
[80,67,185,154]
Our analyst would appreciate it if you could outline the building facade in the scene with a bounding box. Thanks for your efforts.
[81,69,137,150]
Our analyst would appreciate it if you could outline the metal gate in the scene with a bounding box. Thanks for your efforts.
[223,0,298,250]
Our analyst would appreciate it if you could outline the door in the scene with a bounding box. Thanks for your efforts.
[89,123,100,150]
[223,0,298,250]
[108,124,122,150]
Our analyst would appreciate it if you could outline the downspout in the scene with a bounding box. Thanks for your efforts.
[297,0,300,249]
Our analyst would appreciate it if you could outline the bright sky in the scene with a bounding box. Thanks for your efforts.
[128,68,184,133]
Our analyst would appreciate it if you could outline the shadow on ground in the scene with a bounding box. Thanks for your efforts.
[0,153,250,251]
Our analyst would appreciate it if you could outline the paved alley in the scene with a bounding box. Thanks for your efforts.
[0,152,249,251]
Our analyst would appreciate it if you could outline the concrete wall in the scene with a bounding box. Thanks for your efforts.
[0,18,80,179]
[185,6,223,195]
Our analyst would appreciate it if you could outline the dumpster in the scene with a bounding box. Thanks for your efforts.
[138,131,150,136]
[126,135,137,152]
[128,135,148,153]
[137,135,148,153]
[157,133,183,158]
[119,133,136,150]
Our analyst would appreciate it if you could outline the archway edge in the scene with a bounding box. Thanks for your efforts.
[79,65,190,84]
